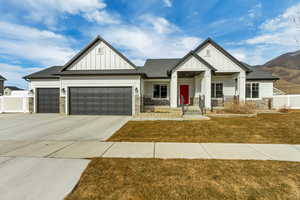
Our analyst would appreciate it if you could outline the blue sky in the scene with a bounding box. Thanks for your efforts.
[0,0,299,88]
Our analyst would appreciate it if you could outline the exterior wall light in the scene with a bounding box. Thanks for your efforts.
[61,88,66,95]
[135,87,139,94]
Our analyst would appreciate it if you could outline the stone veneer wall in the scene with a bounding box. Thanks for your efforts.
[29,97,34,113]
[135,95,141,115]
[143,97,170,106]
[60,96,66,114]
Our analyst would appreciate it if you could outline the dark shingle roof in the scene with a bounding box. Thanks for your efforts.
[57,69,145,76]
[0,75,6,80]
[4,86,24,90]
[246,66,279,80]
[140,58,180,78]
[23,66,63,79]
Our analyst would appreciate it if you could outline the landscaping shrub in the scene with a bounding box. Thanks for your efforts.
[222,101,256,114]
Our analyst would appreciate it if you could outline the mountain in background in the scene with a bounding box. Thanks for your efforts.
[258,50,300,94]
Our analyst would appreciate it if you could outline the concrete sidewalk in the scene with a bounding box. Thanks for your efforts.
[0,157,90,200]
[2,141,300,162]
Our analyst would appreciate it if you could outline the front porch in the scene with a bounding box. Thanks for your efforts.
[141,71,245,112]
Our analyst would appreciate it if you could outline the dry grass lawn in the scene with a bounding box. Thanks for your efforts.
[109,112,300,144]
[66,158,300,200]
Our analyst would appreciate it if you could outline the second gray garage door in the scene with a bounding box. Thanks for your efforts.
[69,87,132,115]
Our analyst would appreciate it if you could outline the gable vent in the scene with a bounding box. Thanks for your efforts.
[97,47,104,55]
[205,49,211,57]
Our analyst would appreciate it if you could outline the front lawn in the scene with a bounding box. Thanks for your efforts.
[66,158,300,200]
[108,112,300,144]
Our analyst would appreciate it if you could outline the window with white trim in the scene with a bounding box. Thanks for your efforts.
[246,82,259,98]
[153,84,167,99]
[211,82,223,98]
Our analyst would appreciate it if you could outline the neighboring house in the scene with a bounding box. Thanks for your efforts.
[4,86,24,96]
[0,75,6,96]
[24,35,279,115]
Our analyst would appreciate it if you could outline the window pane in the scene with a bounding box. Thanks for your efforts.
[246,83,251,98]
[161,85,167,98]
[153,85,160,98]
[211,83,215,98]
[216,83,223,98]
[252,83,259,98]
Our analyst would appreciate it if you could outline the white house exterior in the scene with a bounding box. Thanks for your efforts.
[24,36,278,115]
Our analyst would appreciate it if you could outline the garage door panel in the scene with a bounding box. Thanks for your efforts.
[37,88,60,113]
[69,87,132,115]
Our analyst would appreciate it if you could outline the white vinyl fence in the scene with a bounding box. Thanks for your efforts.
[273,95,300,109]
[0,96,29,113]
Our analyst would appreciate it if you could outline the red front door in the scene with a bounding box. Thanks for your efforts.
[180,85,189,105]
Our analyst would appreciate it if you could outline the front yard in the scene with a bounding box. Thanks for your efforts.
[109,112,300,144]
[66,158,300,200]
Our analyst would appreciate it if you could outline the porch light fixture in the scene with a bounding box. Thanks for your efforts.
[61,88,66,95]
[135,87,139,94]
[29,89,34,95]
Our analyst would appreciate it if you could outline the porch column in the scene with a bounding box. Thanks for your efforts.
[193,75,201,105]
[238,71,246,102]
[170,71,178,108]
[202,70,211,109]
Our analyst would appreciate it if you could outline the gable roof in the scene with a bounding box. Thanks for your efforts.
[23,66,62,80]
[4,86,24,90]
[141,58,180,78]
[0,75,6,81]
[194,38,252,72]
[60,35,137,72]
[243,63,279,80]
[169,51,217,73]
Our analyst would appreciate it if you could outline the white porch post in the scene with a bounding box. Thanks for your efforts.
[238,71,246,102]
[202,70,211,109]
[170,71,178,108]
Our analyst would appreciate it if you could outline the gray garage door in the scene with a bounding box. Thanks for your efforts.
[69,87,132,115]
[37,88,60,113]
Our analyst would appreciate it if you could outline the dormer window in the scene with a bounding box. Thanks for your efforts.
[97,47,104,55]
[205,49,211,57]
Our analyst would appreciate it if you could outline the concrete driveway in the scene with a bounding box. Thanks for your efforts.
[0,113,130,200]
[0,113,130,141]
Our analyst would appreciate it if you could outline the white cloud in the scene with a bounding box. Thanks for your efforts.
[163,0,172,7]
[0,21,76,66]
[84,10,120,24]
[140,15,179,34]
[0,63,43,88]
[233,3,300,65]
[10,0,119,26]
[245,3,300,47]
[97,24,201,62]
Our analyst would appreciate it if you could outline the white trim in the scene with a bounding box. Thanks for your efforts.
[246,82,260,99]
[152,83,168,100]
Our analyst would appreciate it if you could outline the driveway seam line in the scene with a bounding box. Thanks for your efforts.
[199,143,213,159]
[45,141,77,158]
[291,145,300,153]
[247,144,274,160]
[100,142,115,157]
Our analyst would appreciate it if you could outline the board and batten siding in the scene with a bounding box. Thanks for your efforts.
[197,43,243,73]
[246,81,273,99]
[143,80,170,99]
[68,41,134,70]
[175,55,210,72]
[212,76,236,97]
